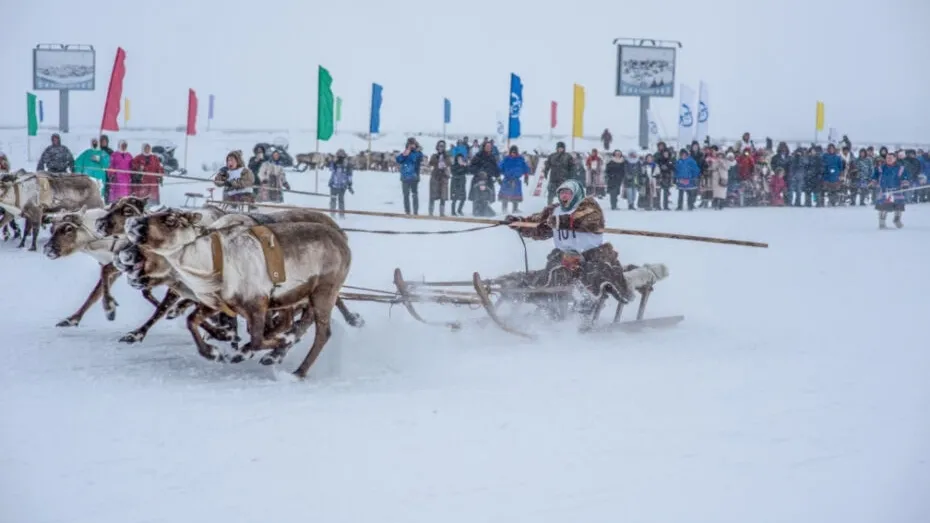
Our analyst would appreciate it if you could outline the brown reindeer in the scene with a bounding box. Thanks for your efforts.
[127,210,351,377]
[0,172,104,251]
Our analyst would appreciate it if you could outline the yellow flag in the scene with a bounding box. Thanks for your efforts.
[572,84,585,138]
[815,101,824,131]
[124,97,131,123]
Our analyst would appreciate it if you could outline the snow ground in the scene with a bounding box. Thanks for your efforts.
[1,130,929,523]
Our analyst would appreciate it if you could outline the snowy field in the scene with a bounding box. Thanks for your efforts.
[1,130,929,523]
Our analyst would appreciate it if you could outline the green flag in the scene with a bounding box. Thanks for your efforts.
[335,96,342,123]
[317,66,334,141]
[26,93,38,136]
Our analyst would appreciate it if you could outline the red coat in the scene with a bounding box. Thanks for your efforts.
[769,175,786,206]
[737,150,755,181]
[130,154,163,204]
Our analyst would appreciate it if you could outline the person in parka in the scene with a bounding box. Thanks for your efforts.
[396,137,425,215]
[327,149,354,218]
[654,143,675,210]
[541,141,575,205]
[497,145,530,214]
[604,150,626,210]
[674,149,700,211]
[213,150,256,208]
[449,154,469,216]
[707,150,730,210]
[36,133,74,173]
[74,137,111,197]
[428,140,451,216]
[820,143,846,206]
[469,141,500,199]
[623,151,646,210]
[850,148,874,206]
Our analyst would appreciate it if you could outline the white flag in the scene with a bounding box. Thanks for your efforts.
[678,83,696,147]
[646,108,661,150]
[695,81,709,144]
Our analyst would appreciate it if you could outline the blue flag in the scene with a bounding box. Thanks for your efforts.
[38,100,44,123]
[370,83,383,134]
[443,98,451,124]
[508,73,522,139]
[208,94,215,120]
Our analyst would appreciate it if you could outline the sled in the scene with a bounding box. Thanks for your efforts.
[337,266,683,340]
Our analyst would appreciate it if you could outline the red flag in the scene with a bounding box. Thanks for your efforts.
[550,101,557,129]
[186,89,198,136]
[100,47,126,132]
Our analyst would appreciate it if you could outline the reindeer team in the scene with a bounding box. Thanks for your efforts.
[3,163,361,377]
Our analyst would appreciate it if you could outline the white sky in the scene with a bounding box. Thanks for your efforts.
[2,0,928,143]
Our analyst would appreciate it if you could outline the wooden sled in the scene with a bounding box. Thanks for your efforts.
[337,266,683,340]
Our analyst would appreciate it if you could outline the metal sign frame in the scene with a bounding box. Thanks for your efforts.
[33,44,96,91]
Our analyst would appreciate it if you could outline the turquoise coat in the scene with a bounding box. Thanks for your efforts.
[74,147,111,196]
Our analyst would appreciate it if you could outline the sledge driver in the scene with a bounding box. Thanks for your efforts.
[501,179,660,321]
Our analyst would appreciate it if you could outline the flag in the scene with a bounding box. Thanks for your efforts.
[496,112,506,144]
[508,73,523,139]
[124,97,131,123]
[26,93,38,136]
[316,66,335,141]
[678,83,696,145]
[550,101,557,129]
[186,89,198,136]
[646,108,660,148]
[208,94,215,120]
[443,98,451,125]
[100,47,127,132]
[815,101,825,132]
[369,83,383,134]
[572,84,585,138]
[38,100,44,123]
[335,96,342,123]
[695,81,709,143]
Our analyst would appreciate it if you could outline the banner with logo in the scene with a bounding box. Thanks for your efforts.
[677,83,696,146]
[695,81,709,143]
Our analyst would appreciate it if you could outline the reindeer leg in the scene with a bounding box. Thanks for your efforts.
[57,268,107,327]
[231,297,271,363]
[9,218,20,240]
[186,305,224,362]
[17,217,30,249]
[200,313,236,342]
[119,289,180,344]
[166,299,196,319]
[141,289,161,308]
[336,297,364,327]
[290,286,338,378]
[100,264,121,321]
[28,209,41,251]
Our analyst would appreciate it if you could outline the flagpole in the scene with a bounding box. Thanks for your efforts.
[367,92,373,171]
[184,133,190,172]
[314,138,320,193]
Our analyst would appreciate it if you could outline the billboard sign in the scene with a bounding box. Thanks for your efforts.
[615,45,676,97]
[33,45,96,91]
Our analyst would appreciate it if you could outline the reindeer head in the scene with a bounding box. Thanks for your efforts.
[0,178,16,206]
[127,209,203,253]
[43,209,95,259]
[114,243,170,289]
[96,196,149,237]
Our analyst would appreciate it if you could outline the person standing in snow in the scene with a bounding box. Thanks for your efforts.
[871,152,909,229]
[74,137,110,197]
[107,139,134,203]
[427,140,451,216]
[130,143,164,205]
[328,149,354,218]
[449,154,469,216]
[396,137,424,215]
[36,133,74,174]
[604,151,626,210]
[541,142,575,205]
[497,145,530,215]
[675,149,700,211]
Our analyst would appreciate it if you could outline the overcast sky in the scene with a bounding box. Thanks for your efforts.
[2,0,928,143]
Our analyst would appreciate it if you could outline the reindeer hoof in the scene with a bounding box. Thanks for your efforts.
[119,331,144,344]
[346,313,365,328]
[260,352,283,366]
[105,309,117,321]
[198,344,224,362]
[56,317,79,327]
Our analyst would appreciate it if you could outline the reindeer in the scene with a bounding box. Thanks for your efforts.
[0,172,104,251]
[127,210,351,377]
[114,206,364,345]
[42,207,130,326]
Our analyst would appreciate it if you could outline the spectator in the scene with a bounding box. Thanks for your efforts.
[258,150,291,203]
[107,139,134,203]
[212,150,254,209]
[130,143,164,205]
[675,149,700,211]
[707,150,729,210]
[601,129,612,150]
[428,140,451,216]
[623,151,646,210]
[396,137,424,215]
[469,141,500,202]
[74,137,110,198]
[36,133,74,173]
[497,145,530,214]
[327,149,353,218]
[541,142,574,205]
[642,153,659,211]
[449,154,469,216]
[604,150,625,210]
